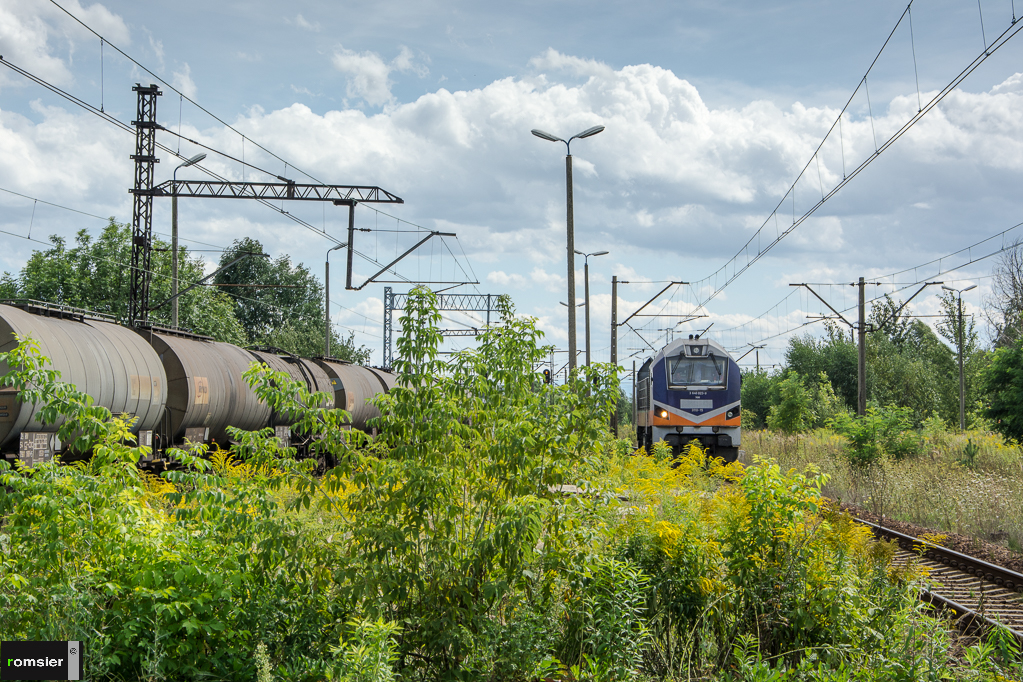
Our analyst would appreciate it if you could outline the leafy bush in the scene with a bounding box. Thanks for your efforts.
[0,338,350,680]
[740,368,779,429]
[559,557,650,681]
[829,406,922,467]
[766,371,813,434]
[982,336,1023,441]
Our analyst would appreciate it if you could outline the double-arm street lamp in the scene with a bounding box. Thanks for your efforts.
[942,284,977,430]
[531,125,605,374]
[171,152,206,327]
[576,250,609,366]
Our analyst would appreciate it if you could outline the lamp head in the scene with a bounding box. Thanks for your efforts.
[591,250,609,257]
[942,286,955,293]
[531,129,563,143]
[963,284,978,293]
[574,125,605,139]
[184,152,206,167]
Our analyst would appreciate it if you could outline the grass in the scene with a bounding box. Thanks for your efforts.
[744,428,1023,552]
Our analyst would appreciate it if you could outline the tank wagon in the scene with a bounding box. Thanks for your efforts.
[0,301,394,466]
[634,335,740,463]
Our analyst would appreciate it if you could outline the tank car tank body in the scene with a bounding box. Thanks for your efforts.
[634,335,740,463]
[0,301,395,464]
[0,303,167,460]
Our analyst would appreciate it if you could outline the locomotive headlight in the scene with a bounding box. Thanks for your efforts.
[726,409,736,419]
[657,408,668,419]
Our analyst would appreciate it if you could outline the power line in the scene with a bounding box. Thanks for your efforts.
[1,54,476,289]
[716,216,1023,342]
[0,56,424,284]
[687,4,1023,310]
[0,187,109,221]
[46,0,328,186]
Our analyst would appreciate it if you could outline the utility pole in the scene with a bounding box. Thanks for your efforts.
[943,284,977,430]
[958,295,965,429]
[791,279,941,418]
[584,257,591,366]
[610,275,618,367]
[610,275,618,434]
[128,83,161,328]
[857,276,866,416]
[576,250,608,366]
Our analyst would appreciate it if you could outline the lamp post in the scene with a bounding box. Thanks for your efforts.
[531,124,605,375]
[942,284,977,430]
[171,152,206,327]
[325,243,346,357]
[575,250,609,366]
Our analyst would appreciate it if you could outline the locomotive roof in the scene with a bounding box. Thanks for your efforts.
[646,336,732,365]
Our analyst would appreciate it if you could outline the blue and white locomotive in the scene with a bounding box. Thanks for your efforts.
[634,335,741,462]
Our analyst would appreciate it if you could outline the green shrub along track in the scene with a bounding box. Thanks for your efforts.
[858,519,1023,644]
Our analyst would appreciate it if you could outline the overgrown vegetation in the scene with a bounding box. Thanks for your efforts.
[2,288,1021,680]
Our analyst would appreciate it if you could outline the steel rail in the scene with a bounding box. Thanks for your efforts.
[857,519,1023,643]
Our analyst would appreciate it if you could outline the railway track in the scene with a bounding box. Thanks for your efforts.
[858,519,1023,643]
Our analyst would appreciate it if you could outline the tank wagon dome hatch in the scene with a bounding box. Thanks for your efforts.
[0,302,167,449]
[314,358,396,431]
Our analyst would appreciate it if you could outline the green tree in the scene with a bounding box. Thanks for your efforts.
[214,237,369,362]
[8,222,247,344]
[935,289,988,425]
[807,371,847,427]
[982,336,1023,441]
[766,371,812,434]
[864,295,966,425]
[785,322,858,410]
[740,368,780,429]
[983,238,1023,347]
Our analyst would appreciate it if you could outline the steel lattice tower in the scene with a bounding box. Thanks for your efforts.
[128,84,161,327]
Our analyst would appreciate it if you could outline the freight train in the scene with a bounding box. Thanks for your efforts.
[0,300,395,467]
[634,335,740,463]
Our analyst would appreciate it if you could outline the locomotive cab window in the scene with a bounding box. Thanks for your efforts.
[666,354,727,389]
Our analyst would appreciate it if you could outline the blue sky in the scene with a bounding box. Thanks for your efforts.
[3,0,1023,369]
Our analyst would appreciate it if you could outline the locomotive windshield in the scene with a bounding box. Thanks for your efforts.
[667,354,727,388]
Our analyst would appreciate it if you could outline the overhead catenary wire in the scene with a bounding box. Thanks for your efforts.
[2,53,479,292]
[46,0,329,187]
[2,54,433,284]
[718,216,1023,342]
[684,3,1023,311]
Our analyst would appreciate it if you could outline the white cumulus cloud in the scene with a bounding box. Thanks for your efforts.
[332,44,429,107]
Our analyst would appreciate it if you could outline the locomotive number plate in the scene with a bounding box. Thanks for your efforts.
[678,399,713,409]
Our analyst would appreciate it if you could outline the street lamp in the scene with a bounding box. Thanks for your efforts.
[942,283,978,430]
[575,249,609,366]
[532,124,605,374]
[325,242,346,356]
[171,152,206,327]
